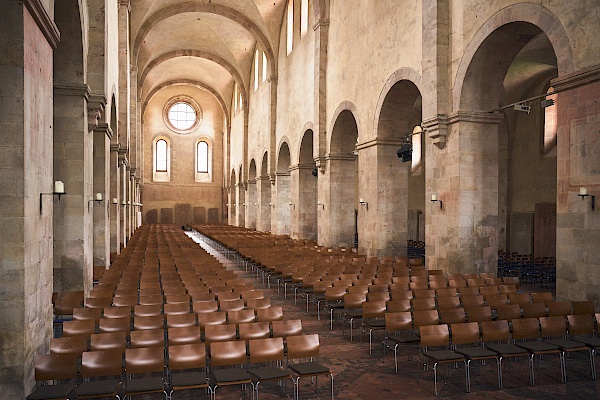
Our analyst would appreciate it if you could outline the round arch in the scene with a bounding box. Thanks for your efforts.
[328,102,361,155]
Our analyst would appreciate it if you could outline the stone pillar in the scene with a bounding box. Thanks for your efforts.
[92,123,111,268]
[118,150,128,247]
[256,176,272,232]
[425,112,502,274]
[0,3,58,396]
[128,167,135,237]
[245,179,257,229]
[359,140,409,257]
[109,144,121,253]
[227,187,234,225]
[274,172,291,235]
[295,165,318,241]
[552,68,600,305]
[236,183,246,227]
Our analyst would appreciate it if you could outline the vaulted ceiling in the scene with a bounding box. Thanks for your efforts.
[131,0,288,116]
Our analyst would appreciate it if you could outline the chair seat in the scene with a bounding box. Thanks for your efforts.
[171,371,209,388]
[126,376,164,393]
[544,338,590,351]
[365,320,386,329]
[422,349,465,362]
[248,366,292,381]
[515,341,560,353]
[572,336,600,348]
[212,368,251,384]
[77,379,120,397]
[387,334,420,344]
[27,384,76,400]
[485,343,529,356]
[455,346,498,359]
[344,310,363,318]
[288,361,330,376]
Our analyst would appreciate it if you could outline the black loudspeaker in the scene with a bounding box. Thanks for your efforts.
[397,144,412,163]
[311,167,319,177]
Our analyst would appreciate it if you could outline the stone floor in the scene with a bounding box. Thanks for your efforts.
[133,234,599,399]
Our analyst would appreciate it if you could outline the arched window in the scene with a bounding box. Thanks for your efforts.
[543,88,557,156]
[254,49,259,91]
[287,0,294,55]
[262,52,268,82]
[301,0,308,38]
[197,141,209,173]
[156,139,167,172]
[153,137,171,182]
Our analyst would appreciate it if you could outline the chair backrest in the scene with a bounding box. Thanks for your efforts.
[168,343,206,371]
[412,309,439,328]
[166,313,197,329]
[196,311,227,330]
[85,296,113,309]
[413,289,436,299]
[204,323,237,344]
[484,277,503,286]
[90,331,127,351]
[164,302,190,315]
[457,286,479,297]
[466,306,492,322]
[385,311,413,332]
[419,324,450,347]
[448,279,467,289]
[50,336,88,355]
[192,293,217,302]
[138,294,164,306]
[227,309,256,324]
[217,291,241,302]
[249,337,285,363]
[572,300,595,315]
[347,285,369,295]
[272,319,303,338]
[450,322,481,346]
[481,320,510,342]
[439,308,466,324]
[479,286,499,297]
[567,314,594,336]
[502,276,521,288]
[531,292,554,305]
[238,321,271,340]
[343,293,367,309]
[436,288,458,298]
[409,281,429,291]
[72,307,102,322]
[496,304,522,321]
[34,353,78,381]
[411,297,436,311]
[437,296,461,310]
[167,326,202,345]
[467,278,485,287]
[54,298,83,316]
[210,340,248,367]
[287,334,320,360]
[498,284,517,295]
[81,349,123,378]
[112,295,138,308]
[246,297,271,310]
[257,306,284,322]
[125,346,165,374]
[134,304,163,317]
[165,294,191,305]
[509,293,531,307]
[485,293,509,309]
[386,299,412,312]
[133,315,164,330]
[193,300,219,314]
[242,289,264,301]
[461,295,485,309]
[522,302,547,318]
[130,329,165,348]
[367,291,391,302]
[63,319,96,338]
[540,316,567,338]
[104,306,132,319]
[361,301,387,319]
[547,301,572,317]
[511,318,540,340]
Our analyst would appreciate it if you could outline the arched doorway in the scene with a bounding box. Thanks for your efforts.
[275,142,291,235]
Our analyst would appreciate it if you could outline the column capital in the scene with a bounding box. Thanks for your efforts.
[313,157,327,174]
[93,122,113,140]
[423,111,503,149]
[110,143,121,152]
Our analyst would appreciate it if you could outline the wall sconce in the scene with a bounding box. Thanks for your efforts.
[40,180,66,213]
[317,201,324,210]
[431,194,442,209]
[289,202,295,209]
[112,198,118,205]
[255,203,258,207]
[233,203,236,207]
[578,187,595,211]
[359,198,368,210]
[121,200,126,206]
[88,192,103,210]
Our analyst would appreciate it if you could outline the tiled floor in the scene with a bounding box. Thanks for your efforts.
[140,234,600,399]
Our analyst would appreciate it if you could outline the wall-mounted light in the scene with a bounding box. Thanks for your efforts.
[88,192,103,210]
[317,200,324,210]
[40,180,66,214]
[121,200,126,206]
[255,202,258,207]
[431,194,442,209]
[578,187,595,211]
[112,197,118,205]
[359,198,368,210]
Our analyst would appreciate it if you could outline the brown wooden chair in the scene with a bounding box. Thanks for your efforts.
[572,300,595,315]
[163,302,190,315]
[411,297,436,311]
[341,293,366,341]
[531,292,554,306]
[168,343,209,399]
[103,306,132,319]
[452,322,501,391]
[130,329,165,348]
[437,296,461,310]
[439,308,466,324]
[227,309,256,325]
[99,317,132,335]
[166,313,197,329]
[124,346,167,398]
[239,321,271,341]
[90,331,127,351]
[522,302,547,318]
[134,304,163,317]
[485,293,509,311]
[547,301,572,317]
[77,349,123,399]
[219,299,245,312]
[496,304,522,321]
[498,284,518,295]
[360,301,387,353]
[210,340,252,399]
[419,324,467,395]
[508,293,531,307]
[436,288,458,298]
[386,299,412,312]
[466,306,493,323]
[72,307,101,323]
[247,337,293,399]
[167,326,202,345]
[272,319,303,340]
[197,311,227,335]
[461,295,485,309]
[138,294,164,306]
[246,297,272,310]
[457,286,480,297]
[382,311,420,373]
[62,319,96,339]
[204,323,238,345]
[479,285,499,297]
[85,297,112,309]
[26,353,78,400]
[112,295,138,308]
[257,306,284,323]
[133,315,164,331]
[412,309,440,330]
[286,334,334,400]
[193,300,219,314]
[49,336,88,356]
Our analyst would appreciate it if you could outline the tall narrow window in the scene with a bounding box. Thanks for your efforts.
[301,0,308,37]
[233,83,238,114]
[156,139,168,172]
[287,0,294,55]
[262,52,267,82]
[254,49,259,91]
[543,88,557,156]
[197,141,209,173]
[239,92,243,110]
[411,126,422,174]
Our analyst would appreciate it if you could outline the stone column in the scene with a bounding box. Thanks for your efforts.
[256,176,272,232]
[92,123,111,268]
[109,144,121,253]
[359,140,409,257]
[296,165,318,241]
[0,3,58,396]
[118,150,128,247]
[245,179,257,229]
[128,167,135,237]
[274,171,291,235]
[236,183,246,227]
[425,112,502,274]
[552,68,600,305]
